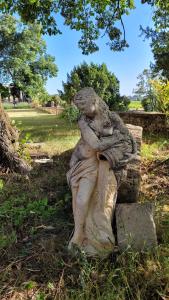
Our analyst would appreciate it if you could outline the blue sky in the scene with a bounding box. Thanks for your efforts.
[44,1,154,96]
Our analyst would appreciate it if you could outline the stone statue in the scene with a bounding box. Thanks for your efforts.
[67,87,137,257]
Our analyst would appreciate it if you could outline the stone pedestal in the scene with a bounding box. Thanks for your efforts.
[116,203,158,251]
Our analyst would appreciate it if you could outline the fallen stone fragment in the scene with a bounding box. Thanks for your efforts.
[34,158,53,164]
[116,203,158,251]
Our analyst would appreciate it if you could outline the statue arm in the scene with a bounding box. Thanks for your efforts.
[118,133,137,166]
[69,151,79,168]
[110,111,137,154]
[78,119,114,151]
[69,140,82,168]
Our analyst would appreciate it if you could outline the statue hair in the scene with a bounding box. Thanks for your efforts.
[74,87,110,119]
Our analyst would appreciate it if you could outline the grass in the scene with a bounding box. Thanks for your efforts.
[8,109,80,155]
[141,133,169,160]
[8,109,169,159]
[2,102,32,110]
[0,109,168,300]
[129,100,143,110]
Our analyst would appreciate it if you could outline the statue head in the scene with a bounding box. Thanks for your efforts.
[74,87,109,118]
[74,87,98,117]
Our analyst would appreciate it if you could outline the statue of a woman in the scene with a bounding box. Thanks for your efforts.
[67,87,137,257]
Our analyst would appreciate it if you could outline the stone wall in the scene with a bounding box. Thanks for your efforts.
[40,107,64,115]
[118,111,168,133]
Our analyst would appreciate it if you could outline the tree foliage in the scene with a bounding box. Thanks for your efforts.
[141,0,169,79]
[0,84,9,99]
[151,79,169,113]
[0,0,135,54]
[59,62,130,110]
[1,0,167,58]
[134,69,156,111]
[134,69,153,99]
[0,14,58,98]
[134,68,169,113]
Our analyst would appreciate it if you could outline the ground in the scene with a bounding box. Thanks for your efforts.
[0,109,168,300]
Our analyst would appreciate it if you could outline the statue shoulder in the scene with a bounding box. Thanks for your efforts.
[110,111,123,123]
[109,112,126,130]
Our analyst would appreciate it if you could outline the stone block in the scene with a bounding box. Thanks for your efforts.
[117,124,142,203]
[116,203,158,251]
[126,124,143,154]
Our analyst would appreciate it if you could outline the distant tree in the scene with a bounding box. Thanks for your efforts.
[141,0,169,79]
[59,62,129,111]
[116,95,130,111]
[0,14,57,173]
[134,69,157,111]
[0,14,58,99]
[151,80,169,113]
[0,84,9,99]
[50,94,65,106]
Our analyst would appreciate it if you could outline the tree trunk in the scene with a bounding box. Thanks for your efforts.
[0,96,31,173]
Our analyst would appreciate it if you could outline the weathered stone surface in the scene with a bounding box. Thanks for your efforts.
[34,158,53,164]
[55,124,142,204]
[116,203,158,251]
[126,124,143,154]
[67,87,138,257]
[39,106,64,115]
[117,124,142,203]
[119,111,168,133]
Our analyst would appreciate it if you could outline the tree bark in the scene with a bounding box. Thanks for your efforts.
[0,96,31,173]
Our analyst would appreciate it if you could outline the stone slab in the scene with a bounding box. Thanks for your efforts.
[116,203,158,251]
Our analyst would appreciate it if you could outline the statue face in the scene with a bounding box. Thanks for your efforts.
[76,99,96,117]
[74,87,100,117]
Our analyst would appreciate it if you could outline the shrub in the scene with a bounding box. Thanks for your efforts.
[59,62,130,111]
[142,97,154,111]
[60,105,80,123]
